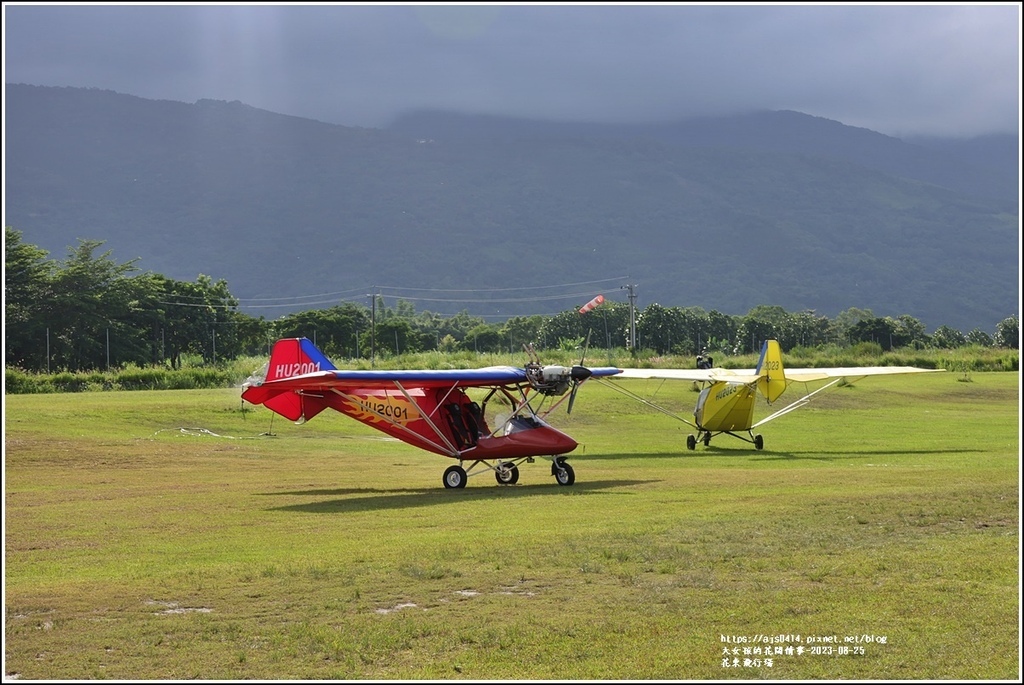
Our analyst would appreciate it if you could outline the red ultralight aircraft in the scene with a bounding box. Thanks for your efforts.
[241,338,622,488]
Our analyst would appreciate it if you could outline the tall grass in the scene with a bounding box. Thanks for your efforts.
[5,345,1017,394]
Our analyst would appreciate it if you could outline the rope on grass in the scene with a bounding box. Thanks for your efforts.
[147,427,276,440]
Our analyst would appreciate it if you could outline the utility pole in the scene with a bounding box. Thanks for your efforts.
[369,289,377,368]
[621,282,637,352]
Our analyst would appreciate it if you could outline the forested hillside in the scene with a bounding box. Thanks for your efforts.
[4,84,1018,332]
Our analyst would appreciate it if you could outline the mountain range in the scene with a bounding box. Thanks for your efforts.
[4,83,1019,333]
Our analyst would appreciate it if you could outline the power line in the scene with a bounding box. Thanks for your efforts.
[230,287,369,303]
[367,290,620,305]
[159,278,629,311]
[372,277,628,294]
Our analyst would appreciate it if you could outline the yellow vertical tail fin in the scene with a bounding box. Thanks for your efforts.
[755,340,788,403]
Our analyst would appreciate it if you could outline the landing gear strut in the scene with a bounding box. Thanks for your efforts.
[495,462,520,485]
[686,431,764,450]
[551,457,575,486]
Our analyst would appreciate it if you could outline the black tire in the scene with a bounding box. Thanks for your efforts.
[553,458,575,486]
[443,464,467,489]
[703,432,711,446]
[495,463,520,485]
[754,434,764,451]
[686,434,697,450]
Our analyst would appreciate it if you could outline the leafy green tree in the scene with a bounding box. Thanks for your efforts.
[4,227,53,369]
[668,306,711,355]
[737,305,792,352]
[407,310,449,352]
[965,328,993,347]
[362,317,416,356]
[705,310,739,352]
[500,315,544,352]
[539,310,588,350]
[994,316,1018,349]
[438,334,459,353]
[435,310,487,345]
[788,310,832,348]
[156,274,241,367]
[635,303,687,354]
[832,307,875,343]
[462,323,503,353]
[849,317,898,350]
[893,314,930,348]
[557,335,587,352]
[931,325,966,349]
[274,303,370,359]
[228,312,273,357]
[572,301,631,350]
[40,239,147,370]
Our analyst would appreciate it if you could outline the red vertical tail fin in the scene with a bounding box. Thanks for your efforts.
[242,338,336,422]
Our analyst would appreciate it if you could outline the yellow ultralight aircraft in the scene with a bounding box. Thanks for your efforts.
[601,339,944,450]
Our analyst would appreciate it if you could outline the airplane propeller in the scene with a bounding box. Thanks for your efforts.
[522,333,595,414]
[566,329,592,415]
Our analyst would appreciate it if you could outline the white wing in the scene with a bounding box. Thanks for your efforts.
[784,366,942,382]
[615,365,941,384]
[609,365,943,429]
[613,368,759,384]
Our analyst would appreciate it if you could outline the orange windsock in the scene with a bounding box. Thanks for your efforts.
[579,294,605,314]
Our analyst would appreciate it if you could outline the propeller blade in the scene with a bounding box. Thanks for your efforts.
[568,331,593,415]
[579,329,592,367]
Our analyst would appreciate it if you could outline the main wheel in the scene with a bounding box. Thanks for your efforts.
[686,434,697,450]
[754,434,764,450]
[495,463,520,485]
[443,464,467,489]
[552,458,575,486]
[703,432,711,446]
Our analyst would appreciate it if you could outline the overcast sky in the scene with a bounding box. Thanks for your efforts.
[3,2,1020,138]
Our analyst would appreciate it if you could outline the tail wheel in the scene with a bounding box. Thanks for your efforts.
[495,463,520,485]
[686,434,697,450]
[443,465,467,489]
[754,434,764,450]
[552,457,575,486]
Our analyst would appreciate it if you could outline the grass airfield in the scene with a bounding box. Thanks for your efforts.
[4,371,1019,680]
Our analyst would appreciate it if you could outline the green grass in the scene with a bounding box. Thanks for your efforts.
[4,372,1019,679]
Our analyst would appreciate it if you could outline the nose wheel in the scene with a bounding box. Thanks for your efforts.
[551,457,575,486]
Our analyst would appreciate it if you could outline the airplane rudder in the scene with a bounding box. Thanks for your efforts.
[768,340,784,375]
[265,337,335,381]
[298,337,337,371]
[757,340,787,403]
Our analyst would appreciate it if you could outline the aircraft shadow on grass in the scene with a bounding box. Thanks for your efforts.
[261,479,658,514]
[585,447,982,462]
[750,447,983,462]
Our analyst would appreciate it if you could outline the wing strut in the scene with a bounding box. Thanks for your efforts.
[391,381,463,456]
[596,378,698,428]
[326,386,461,457]
[751,377,845,428]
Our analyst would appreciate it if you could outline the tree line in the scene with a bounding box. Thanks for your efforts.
[4,228,1019,373]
